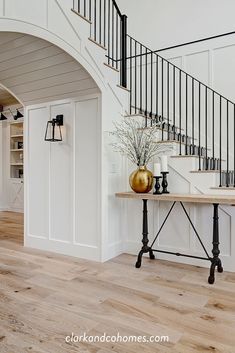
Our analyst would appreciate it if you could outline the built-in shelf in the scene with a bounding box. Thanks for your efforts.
[10,121,24,179]
[11,134,24,138]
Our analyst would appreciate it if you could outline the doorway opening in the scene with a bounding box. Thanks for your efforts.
[0,31,101,258]
[0,87,24,245]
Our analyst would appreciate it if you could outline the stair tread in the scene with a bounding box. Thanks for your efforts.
[71,9,92,24]
[190,169,233,173]
[171,155,224,161]
[157,139,211,150]
[211,187,235,190]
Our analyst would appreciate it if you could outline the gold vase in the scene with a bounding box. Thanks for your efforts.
[129,166,153,193]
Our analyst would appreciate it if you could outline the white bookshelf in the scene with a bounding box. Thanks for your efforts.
[10,120,24,179]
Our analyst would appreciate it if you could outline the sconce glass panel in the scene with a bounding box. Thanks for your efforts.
[44,115,63,142]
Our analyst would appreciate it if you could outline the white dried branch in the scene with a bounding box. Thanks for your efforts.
[110,117,172,166]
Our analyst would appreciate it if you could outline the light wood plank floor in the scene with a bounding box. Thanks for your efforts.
[0,212,235,352]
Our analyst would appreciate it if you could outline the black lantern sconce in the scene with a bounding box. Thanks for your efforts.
[0,107,24,121]
[44,114,64,142]
[0,112,7,121]
[14,109,24,120]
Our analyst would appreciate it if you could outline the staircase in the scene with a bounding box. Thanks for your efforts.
[72,0,235,189]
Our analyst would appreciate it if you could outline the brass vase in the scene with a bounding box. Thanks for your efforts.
[129,166,153,193]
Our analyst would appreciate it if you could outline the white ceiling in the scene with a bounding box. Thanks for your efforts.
[0,86,19,107]
[0,32,99,106]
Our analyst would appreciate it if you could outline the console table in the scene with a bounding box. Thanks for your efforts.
[116,192,235,284]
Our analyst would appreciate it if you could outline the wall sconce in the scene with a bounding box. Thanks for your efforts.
[0,112,7,121]
[14,109,24,120]
[44,114,64,142]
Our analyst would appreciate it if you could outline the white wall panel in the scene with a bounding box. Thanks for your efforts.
[28,106,49,239]
[25,95,101,261]
[74,98,99,247]
[50,102,73,243]
[213,45,235,101]
[185,51,210,84]
[5,0,47,27]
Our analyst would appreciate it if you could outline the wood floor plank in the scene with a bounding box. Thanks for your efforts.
[0,211,234,353]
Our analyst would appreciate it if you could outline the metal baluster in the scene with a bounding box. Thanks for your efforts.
[84,0,86,17]
[199,83,201,170]
[185,74,188,154]
[173,66,175,140]
[179,70,182,155]
[130,37,132,115]
[78,0,80,12]
[167,61,170,140]
[116,12,118,69]
[112,1,114,66]
[99,0,102,44]
[161,59,164,140]
[120,15,127,87]
[89,0,91,22]
[192,78,195,154]
[134,40,137,114]
[150,52,153,123]
[212,92,215,169]
[145,47,148,123]
[205,87,208,169]
[94,0,97,41]
[140,44,143,113]
[104,0,106,47]
[227,100,229,187]
[219,96,222,187]
[107,0,110,65]
[156,55,158,119]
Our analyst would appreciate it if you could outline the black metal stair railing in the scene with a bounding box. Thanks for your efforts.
[72,1,235,188]
[72,0,127,87]
[123,34,235,188]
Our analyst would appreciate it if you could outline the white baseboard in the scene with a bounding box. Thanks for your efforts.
[102,241,124,262]
[25,236,100,262]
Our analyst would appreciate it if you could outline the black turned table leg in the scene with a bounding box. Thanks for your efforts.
[208,203,223,284]
[135,199,154,268]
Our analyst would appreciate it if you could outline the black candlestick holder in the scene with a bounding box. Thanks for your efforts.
[161,172,170,194]
[153,176,162,195]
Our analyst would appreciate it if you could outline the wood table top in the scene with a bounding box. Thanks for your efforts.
[116,192,235,205]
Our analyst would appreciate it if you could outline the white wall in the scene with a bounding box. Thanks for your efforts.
[25,95,102,261]
[118,0,235,50]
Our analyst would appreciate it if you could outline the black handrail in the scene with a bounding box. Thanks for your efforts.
[154,30,235,53]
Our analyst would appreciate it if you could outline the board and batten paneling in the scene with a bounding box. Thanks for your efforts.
[27,106,49,239]
[25,96,101,261]
[0,32,100,106]
[74,98,100,248]
[50,102,73,244]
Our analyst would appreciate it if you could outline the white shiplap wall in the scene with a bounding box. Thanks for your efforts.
[0,32,100,106]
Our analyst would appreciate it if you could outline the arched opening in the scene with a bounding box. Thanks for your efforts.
[0,32,101,260]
